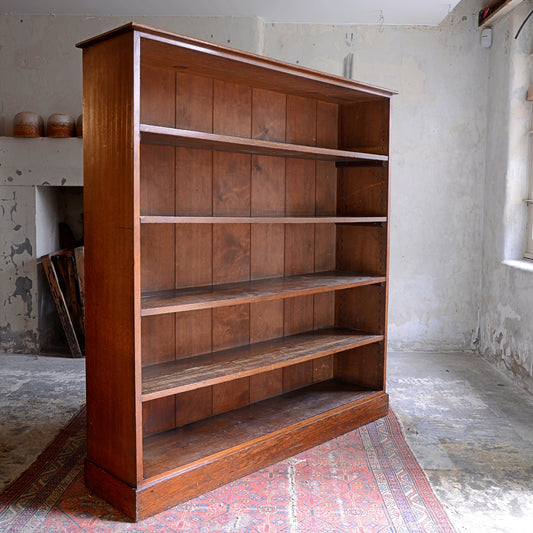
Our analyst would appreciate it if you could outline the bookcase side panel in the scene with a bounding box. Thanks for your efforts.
[340,99,390,155]
[83,31,140,485]
[337,166,388,218]
[335,342,386,391]
[336,225,388,276]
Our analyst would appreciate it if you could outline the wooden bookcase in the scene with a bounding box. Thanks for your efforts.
[78,23,395,521]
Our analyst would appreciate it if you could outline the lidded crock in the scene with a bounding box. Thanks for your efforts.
[13,111,44,137]
[47,113,75,137]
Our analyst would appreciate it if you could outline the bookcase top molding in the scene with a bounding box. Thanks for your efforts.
[77,22,397,103]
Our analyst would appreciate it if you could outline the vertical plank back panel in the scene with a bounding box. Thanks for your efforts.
[284,295,314,336]
[139,68,176,289]
[213,80,252,137]
[252,88,286,142]
[213,153,251,216]
[212,304,250,352]
[285,225,314,276]
[173,72,216,433]
[313,355,334,382]
[140,64,175,127]
[251,156,285,216]
[139,61,177,440]
[143,397,176,437]
[285,159,315,216]
[336,225,387,276]
[338,166,388,217]
[175,309,212,359]
[141,225,175,292]
[213,377,250,415]
[286,95,316,146]
[314,224,336,273]
[335,343,386,390]
[315,161,337,216]
[335,285,386,335]
[176,73,213,132]
[313,292,335,330]
[141,315,175,367]
[251,224,284,280]
[140,145,175,216]
[250,369,283,402]
[213,224,250,285]
[175,225,213,288]
[340,100,389,155]
[250,300,284,344]
[175,148,213,216]
[284,295,314,392]
[176,388,214,427]
[316,101,338,149]
[283,361,314,392]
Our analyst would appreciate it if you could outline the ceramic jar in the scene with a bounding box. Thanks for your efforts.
[13,111,44,137]
[47,113,75,137]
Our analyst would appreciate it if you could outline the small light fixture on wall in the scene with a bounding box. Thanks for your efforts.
[481,27,493,48]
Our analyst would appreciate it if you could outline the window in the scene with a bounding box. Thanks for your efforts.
[525,199,533,259]
[527,124,533,259]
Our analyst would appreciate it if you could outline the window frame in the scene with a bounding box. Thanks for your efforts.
[525,200,533,259]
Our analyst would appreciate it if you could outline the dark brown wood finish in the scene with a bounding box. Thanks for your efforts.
[41,255,83,358]
[142,328,384,400]
[143,381,383,479]
[79,22,393,521]
[82,29,142,487]
[85,391,388,521]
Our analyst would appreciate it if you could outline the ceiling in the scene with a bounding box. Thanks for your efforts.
[0,0,463,26]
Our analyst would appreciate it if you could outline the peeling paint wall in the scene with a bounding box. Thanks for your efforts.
[0,139,83,353]
[0,15,262,353]
[0,182,37,351]
[479,1,533,394]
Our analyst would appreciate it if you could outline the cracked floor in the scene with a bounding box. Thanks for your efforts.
[1,351,532,532]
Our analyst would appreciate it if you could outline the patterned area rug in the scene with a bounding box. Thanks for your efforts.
[0,407,455,532]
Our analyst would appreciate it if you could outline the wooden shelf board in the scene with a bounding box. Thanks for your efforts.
[140,124,388,163]
[141,271,386,316]
[142,328,384,401]
[143,379,381,480]
[140,216,387,224]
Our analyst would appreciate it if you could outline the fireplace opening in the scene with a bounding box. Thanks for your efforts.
[36,186,83,356]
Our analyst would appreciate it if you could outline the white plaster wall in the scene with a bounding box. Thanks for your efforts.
[479,0,533,394]
[263,0,488,352]
[0,4,498,362]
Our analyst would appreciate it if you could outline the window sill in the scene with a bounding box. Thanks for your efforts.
[503,259,533,272]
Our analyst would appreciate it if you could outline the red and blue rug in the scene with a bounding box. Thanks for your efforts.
[0,407,455,532]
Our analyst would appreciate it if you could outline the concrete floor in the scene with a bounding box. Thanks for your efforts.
[0,351,532,532]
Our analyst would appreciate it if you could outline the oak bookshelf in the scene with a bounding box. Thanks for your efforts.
[78,22,395,520]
